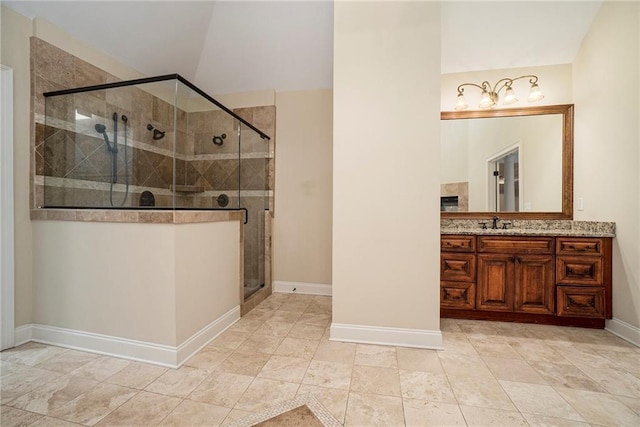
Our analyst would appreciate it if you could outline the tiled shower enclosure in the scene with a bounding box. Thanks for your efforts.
[36,52,273,300]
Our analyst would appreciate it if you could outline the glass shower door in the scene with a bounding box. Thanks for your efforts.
[239,122,269,300]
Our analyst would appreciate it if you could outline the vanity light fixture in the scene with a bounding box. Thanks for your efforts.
[454,75,544,110]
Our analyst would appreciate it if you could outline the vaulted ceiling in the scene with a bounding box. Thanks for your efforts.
[4,1,602,96]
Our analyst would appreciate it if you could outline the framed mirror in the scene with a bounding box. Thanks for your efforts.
[441,104,573,220]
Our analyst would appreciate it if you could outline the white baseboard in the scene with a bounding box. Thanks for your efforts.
[12,305,241,368]
[606,317,640,348]
[330,322,443,350]
[28,324,178,368]
[273,281,332,296]
[176,305,241,365]
[14,324,32,346]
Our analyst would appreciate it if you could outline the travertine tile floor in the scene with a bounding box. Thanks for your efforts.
[2,292,640,426]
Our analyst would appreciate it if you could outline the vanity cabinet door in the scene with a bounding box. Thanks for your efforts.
[477,254,514,312]
[514,255,555,314]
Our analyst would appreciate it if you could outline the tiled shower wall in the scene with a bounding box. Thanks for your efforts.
[31,37,275,211]
[441,181,469,212]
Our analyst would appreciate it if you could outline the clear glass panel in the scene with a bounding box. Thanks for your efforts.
[43,80,179,208]
[240,123,269,299]
[42,78,245,210]
[174,81,240,209]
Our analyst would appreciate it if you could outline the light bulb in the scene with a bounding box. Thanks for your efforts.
[455,93,468,110]
[528,83,544,102]
[503,86,518,105]
[479,91,495,109]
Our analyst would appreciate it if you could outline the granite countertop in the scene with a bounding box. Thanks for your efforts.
[441,220,616,238]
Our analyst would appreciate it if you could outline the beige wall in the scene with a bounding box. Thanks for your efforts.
[214,90,275,110]
[1,7,34,327]
[273,89,333,285]
[333,2,441,332]
[33,221,177,345]
[175,222,240,344]
[573,1,640,330]
[33,220,240,346]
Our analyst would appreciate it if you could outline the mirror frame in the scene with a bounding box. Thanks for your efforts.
[441,104,574,220]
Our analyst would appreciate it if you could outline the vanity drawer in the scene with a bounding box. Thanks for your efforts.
[556,238,605,256]
[478,236,554,254]
[441,253,476,282]
[557,286,605,318]
[441,235,476,253]
[557,256,603,286]
[441,282,476,310]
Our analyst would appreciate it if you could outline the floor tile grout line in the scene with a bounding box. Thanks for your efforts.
[466,325,570,424]
[436,341,463,410]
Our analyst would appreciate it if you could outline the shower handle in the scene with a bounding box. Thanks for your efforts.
[111,112,119,153]
[111,113,118,183]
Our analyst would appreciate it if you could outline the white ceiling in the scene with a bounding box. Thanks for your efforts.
[4,1,602,95]
[441,1,603,74]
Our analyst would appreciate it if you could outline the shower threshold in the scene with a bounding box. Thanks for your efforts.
[244,283,265,299]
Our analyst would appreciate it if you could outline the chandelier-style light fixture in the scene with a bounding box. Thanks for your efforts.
[455,75,544,110]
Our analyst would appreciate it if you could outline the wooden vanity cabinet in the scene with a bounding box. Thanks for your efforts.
[556,237,612,319]
[477,237,555,315]
[441,234,613,328]
[440,235,476,310]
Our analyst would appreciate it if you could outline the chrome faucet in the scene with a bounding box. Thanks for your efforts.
[491,216,500,229]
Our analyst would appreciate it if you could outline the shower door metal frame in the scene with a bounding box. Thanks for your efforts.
[43,73,271,142]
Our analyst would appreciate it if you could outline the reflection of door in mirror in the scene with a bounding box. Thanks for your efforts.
[488,146,520,212]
